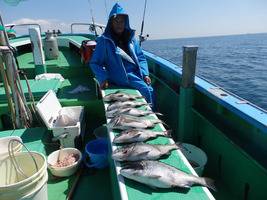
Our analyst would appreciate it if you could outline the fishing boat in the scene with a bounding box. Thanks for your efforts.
[0,2,267,200]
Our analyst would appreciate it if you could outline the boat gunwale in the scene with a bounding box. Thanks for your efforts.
[144,50,267,133]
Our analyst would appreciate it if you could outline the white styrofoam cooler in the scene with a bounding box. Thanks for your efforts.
[36,90,84,147]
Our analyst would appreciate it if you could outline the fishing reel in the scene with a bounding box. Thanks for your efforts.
[139,34,149,43]
[89,24,96,33]
[139,34,149,46]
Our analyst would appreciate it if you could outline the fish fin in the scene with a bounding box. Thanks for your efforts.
[202,177,217,191]
[131,133,141,139]
[121,161,144,170]
[113,90,121,94]
[179,184,191,188]
[152,118,168,127]
[161,120,169,128]
[148,185,158,190]
[137,151,150,157]
[150,175,161,179]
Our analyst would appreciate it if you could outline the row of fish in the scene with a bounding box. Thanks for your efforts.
[105,91,216,191]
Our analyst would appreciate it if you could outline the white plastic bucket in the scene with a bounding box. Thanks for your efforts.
[181,143,207,176]
[0,151,48,200]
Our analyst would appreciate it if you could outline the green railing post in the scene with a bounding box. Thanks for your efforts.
[178,45,198,142]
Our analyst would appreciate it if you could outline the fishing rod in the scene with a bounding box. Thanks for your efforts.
[139,0,148,46]
[0,13,32,128]
[88,0,98,36]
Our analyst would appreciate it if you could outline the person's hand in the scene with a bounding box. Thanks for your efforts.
[144,76,151,85]
[100,80,109,89]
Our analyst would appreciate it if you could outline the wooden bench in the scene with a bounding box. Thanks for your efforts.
[102,88,215,200]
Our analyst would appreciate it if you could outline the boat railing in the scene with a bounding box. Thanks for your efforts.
[5,23,42,35]
[70,22,105,35]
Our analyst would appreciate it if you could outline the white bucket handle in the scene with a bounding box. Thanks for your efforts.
[8,139,39,179]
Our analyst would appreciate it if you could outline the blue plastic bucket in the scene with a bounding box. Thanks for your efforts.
[84,138,109,169]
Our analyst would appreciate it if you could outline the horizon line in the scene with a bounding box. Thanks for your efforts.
[148,32,267,41]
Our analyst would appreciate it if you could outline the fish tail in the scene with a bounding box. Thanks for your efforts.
[163,130,172,137]
[174,142,184,149]
[167,142,183,151]
[160,120,169,128]
[151,119,164,124]
[201,177,217,191]
[154,112,163,116]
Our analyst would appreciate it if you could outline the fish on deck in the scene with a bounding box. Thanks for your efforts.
[112,142,182,161]
[108,115,163,130]
[106,107,161,118]
[113,129,171,144]
[103,91,143,102]
[120,160,216,191]
[107,101,149,111]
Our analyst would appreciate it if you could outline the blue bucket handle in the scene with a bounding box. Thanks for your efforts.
[82,152,102,168]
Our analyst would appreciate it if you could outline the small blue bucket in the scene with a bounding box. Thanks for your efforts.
[84,138,109,169]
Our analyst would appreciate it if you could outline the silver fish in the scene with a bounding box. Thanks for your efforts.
[113,129,171,144]
[103,91,143,102]
[112,142,181,161]
[120,160,216,191]
[107,101,148,111]
[107,107,161,118]
[108,115,162,130]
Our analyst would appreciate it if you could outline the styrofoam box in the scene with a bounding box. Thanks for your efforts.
[36,90,84,147]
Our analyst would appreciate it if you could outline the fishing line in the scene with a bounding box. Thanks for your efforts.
[104,0,108,20]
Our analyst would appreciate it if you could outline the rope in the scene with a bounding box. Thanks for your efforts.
[8,139,39,180]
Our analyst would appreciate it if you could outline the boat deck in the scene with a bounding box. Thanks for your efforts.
[1,34,266,199]
[0,128,113,200]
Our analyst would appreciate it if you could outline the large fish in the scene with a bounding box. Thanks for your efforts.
[112,142,181,161]
[106,107,161,118]
[113,129,171,144]
[108,115,163,130]
[103,91,143,102]
[107,101,148,111]
[120,160,216,191]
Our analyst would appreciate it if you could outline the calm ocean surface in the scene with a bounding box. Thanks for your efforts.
[142,33,267,110]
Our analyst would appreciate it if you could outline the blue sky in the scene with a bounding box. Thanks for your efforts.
[1,0,267,39]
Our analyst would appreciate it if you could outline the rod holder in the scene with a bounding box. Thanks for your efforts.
[181,46,198,88]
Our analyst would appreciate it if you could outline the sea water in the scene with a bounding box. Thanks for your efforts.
[143,33,267,110]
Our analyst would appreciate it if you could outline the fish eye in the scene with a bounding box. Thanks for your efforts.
[123,149,128,154]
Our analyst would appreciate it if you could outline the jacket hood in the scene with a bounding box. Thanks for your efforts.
[104,3,134,39]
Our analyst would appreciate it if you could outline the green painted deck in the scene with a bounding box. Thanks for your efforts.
[0,79,62,103]
[0,128,113,200]
[103,88,215,200]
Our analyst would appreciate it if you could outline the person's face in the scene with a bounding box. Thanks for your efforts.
[111,15,125,35]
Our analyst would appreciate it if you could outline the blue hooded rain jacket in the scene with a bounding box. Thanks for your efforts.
[89,3,155,107]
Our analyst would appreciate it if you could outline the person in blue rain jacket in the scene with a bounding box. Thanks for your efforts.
[89,3,155,109]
